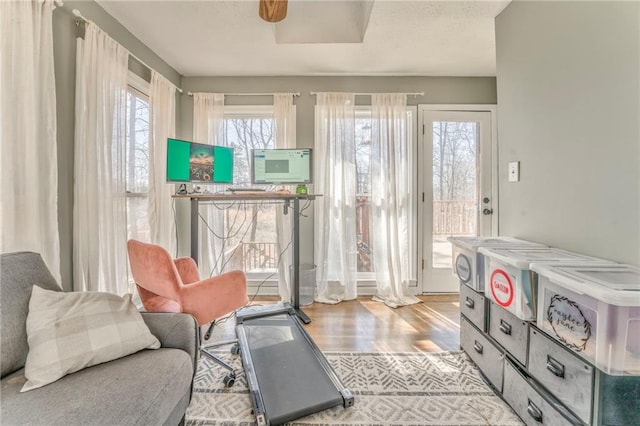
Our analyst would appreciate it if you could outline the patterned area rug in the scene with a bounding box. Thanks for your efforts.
[186,351,523,425]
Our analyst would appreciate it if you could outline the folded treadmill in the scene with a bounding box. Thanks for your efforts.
[235,303,354,426]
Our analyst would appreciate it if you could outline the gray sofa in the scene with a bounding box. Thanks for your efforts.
[1,252,199,425]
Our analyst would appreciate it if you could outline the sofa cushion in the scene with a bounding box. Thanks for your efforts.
[1,348,193,425]
[1,252,62,378]
[22,286,161,391]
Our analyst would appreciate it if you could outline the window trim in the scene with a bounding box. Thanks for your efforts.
[127,71,150,96]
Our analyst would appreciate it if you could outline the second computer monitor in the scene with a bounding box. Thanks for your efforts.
[251,148,312,185]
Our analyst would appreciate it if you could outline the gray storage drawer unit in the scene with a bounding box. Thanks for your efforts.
[528,328,594,425]
[460,316,505,392]
[503,359,581,426]
[460,283,487,331]
[489,301,529,366]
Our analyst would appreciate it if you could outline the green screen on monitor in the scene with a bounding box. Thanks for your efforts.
[212,145,233,183]
[166,138,234,183]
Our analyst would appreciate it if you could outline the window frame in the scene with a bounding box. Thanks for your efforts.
[125,71,150,200]
[125,72,151,291]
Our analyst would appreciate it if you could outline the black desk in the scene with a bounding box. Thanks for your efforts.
[173,192,319,323]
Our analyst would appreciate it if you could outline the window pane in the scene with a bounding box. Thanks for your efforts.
[432,121,479,268]
[127,196,150,242]
[125,89,150,242]
[225,117,275,187]
[222,117,278,275]
[125,90,149,193]
[355,116,373,273]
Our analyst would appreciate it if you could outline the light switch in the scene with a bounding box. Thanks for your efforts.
[508,161,520,182]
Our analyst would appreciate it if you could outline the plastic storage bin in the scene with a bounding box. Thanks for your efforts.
[532,263,640,375]
[478,247,606,320]
[291,264,316,306]
[448,236,544,291]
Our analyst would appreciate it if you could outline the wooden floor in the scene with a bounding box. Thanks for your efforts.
[207,294,461,353]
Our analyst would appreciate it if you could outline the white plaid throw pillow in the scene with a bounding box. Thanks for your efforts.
[21,286,161,392]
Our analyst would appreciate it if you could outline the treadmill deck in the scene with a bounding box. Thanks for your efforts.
[236,304,353,425]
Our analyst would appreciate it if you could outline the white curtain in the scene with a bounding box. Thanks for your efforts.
[73,22,130,294]
[0,0,61,282]
[370,94,420,308]
[192,93,225,277]
[273,93,296,302]
[148,71,177,255]
[314,93,357,303]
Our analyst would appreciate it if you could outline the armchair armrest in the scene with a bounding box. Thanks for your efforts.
[141,312,199,374]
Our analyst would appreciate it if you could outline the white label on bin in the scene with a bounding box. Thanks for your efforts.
[490,269,514,307]
[547,295,591,352]
[455,254,472,284]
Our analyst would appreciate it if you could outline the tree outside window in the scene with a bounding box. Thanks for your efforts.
[219,114,278,277]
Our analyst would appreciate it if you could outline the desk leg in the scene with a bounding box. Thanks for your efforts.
[293,197,311,324]
[191,198,199,264]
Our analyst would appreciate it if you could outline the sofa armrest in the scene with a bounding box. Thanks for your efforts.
[141,312,199,377]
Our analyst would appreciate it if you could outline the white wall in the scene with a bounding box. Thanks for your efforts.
[495,1,640,265]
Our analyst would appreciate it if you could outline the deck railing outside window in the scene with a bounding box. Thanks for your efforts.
[432,200,476,236]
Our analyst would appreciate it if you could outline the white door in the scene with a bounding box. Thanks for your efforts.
[418,107,496,293]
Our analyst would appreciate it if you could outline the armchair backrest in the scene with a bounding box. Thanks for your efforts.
[127,240,185,311]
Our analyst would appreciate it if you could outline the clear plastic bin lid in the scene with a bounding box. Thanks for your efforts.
[477,246,605,270]
[447,236,544,250]
[531,263,640,306]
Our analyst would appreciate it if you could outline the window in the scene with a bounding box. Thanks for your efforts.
[355,108,417,282]
[125,73,150,243]
[355,113,373,273]
[218,106,280,281]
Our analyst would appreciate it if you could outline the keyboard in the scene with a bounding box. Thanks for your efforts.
[227,187,267,192]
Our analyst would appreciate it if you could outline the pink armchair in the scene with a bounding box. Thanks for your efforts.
[127,239,249,387]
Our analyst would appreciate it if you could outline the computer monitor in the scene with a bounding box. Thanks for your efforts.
[166,138,234,183]
[251,148,312,185]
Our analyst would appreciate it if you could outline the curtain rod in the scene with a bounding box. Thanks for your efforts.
[72,9,183,94]
[310,91,424,97]
[187,92,300,97]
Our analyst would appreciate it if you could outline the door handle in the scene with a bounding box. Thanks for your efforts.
[482,208,493,215]
[473,340,483,354]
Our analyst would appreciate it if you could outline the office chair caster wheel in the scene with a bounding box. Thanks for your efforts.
[231,343,241,355]
[223,374,235,388]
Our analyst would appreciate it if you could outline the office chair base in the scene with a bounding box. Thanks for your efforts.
[201,339,240,388]
[203,321,217,341]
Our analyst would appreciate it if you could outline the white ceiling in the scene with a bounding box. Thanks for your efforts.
[96,0,511,77]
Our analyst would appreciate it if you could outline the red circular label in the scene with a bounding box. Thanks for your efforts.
[490,269,514,307]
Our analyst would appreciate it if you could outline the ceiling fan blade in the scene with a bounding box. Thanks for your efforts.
[259,0,288,23]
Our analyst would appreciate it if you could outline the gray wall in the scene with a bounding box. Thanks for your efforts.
[178,76,497,264]
[52,1,181,290]
[495,1,640,265]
